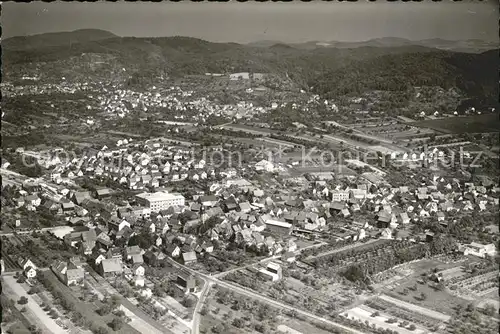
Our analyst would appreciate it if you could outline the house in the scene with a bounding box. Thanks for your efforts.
[176,272,197,294]
[281,251,296,263]
[330,201,345,213]
[436,212,445,222]
[286,239,297,252]
[131,264,145,277]
[51,260,85,286]
[239,201,252,213]
[42,200,62,214]
[19,258,37,271]
[380,228,392,240]
[461,242,497,258]
[259,262,282,282]
[165,244,181,258]
[223,197,238,212]
[201,241,214,253]
[263,218,292,236]
[108,217,131,231]
[377,210,392,228]
[199,195,218,207]
[255,159,275,172]
[95,188,114,200]
[98,258,123,277]
[398,212,410,225]
[331,190,350,202]
[341,208,350,217]
[182,251,197,264]
[124,245,142,261]
[94,253,107,266]
[72,191,92,205]
[25,194,41,207]
[24,266,37,279]
[143,250,166,266]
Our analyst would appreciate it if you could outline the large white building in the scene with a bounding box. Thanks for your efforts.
[331,190,350,202]
[461,242,497,258]
[135,192,185,212]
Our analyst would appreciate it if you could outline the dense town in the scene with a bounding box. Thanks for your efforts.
[2,63,499,334]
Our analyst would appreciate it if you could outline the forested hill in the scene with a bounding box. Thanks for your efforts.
[312,49,498,103]
[2,30,498,104]
[3,29,118,51]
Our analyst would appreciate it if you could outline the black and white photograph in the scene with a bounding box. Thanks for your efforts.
[1,1,499,334]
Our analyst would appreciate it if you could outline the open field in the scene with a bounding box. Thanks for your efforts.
[383,278,469,317]
[40,269,140,334]
[413,113,500,134]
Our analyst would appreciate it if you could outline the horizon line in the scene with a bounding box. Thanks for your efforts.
[4,28,498,44]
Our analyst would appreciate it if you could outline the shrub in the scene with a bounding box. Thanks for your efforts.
[18,296,28,305]
[109,317,123,331]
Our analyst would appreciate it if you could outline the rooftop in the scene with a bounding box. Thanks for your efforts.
[264,219,292,229]
[136,191,185,202]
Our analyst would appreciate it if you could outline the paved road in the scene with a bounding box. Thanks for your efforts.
[191,280,213,334]
[166,256,367,334]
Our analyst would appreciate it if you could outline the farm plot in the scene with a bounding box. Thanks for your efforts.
[38,269,139,334]
[364,297,445,330]
[447,270,499,300]
[378,294,452,322]
[342,305,427,334]
[2,275,68,334]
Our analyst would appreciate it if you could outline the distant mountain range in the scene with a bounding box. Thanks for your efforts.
[247,37,498,54]
[2,29,498,108]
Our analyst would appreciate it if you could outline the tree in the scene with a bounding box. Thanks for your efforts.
[466,303,475,312]
[181,296,196,308]
[28,286,40,294]
[481,303,496,316]
[409,324,416,331]
[95,326,109,334]
[200,306,208,316]
[232,317,244,328]
[109,317,124,331]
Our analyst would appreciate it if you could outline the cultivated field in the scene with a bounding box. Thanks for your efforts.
[413,113,500,134]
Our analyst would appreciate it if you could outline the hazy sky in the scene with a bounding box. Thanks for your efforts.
[2,1,498,43]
